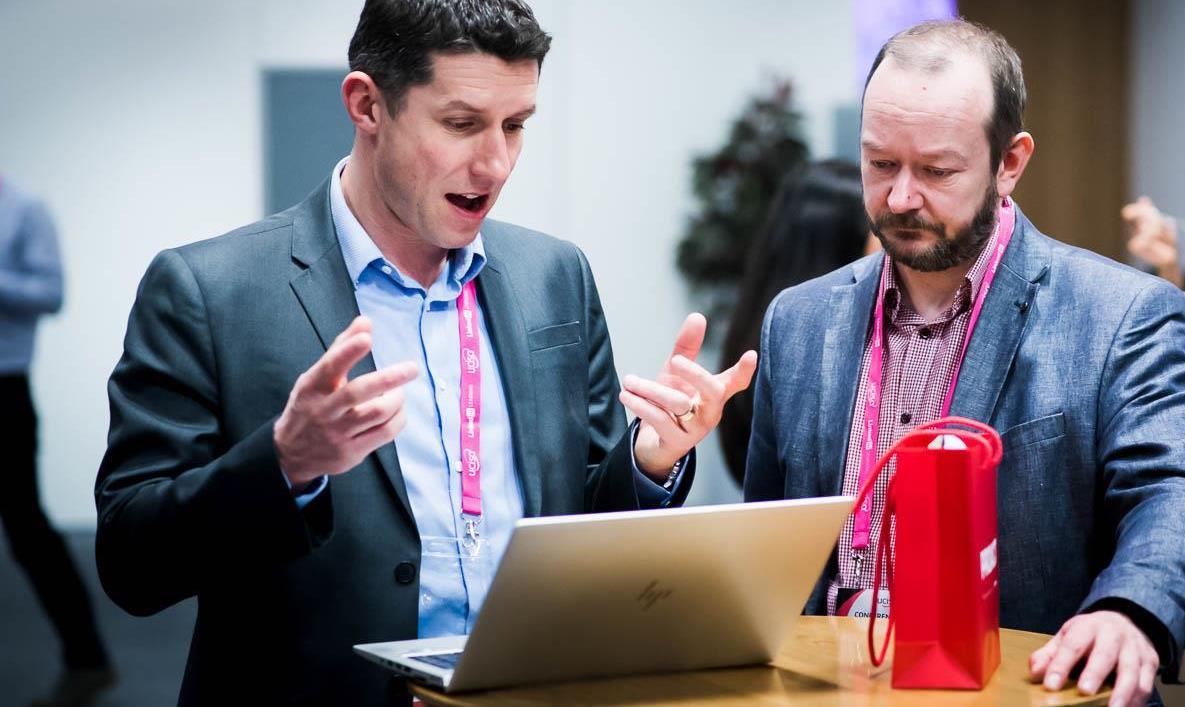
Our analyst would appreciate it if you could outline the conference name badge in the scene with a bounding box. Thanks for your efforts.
[836,587,890,619]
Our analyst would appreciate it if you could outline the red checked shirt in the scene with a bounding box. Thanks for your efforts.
[827,228,1000,615]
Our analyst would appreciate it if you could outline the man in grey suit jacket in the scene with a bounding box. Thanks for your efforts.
[745,20,1185,707]
[95,1,756,704]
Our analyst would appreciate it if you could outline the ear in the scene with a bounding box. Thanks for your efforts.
[995,131,1035,199]
[342,71,386,136]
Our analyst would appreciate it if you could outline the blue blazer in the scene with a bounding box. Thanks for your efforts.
[745,206,1185,676]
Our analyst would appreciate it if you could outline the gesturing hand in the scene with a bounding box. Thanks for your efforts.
[619,313,757,479]
[1030,610,1160,707]
[1123,196,1182,288]
[274,316,419,488]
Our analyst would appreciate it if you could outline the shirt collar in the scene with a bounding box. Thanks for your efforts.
[329,156,486,292]
[883,207,1003,325]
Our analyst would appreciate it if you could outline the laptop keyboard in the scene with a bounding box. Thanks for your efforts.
[410,651,463,671]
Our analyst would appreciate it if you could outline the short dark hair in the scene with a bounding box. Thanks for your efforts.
[863,19,1026,172]
[348,0,552,115]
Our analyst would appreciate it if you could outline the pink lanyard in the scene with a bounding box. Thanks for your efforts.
[851,199,1016,551]
[457,280,483,540]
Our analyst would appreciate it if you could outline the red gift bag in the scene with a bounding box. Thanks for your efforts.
[855,416,1003,690]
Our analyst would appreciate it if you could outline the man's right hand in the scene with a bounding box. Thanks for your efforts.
[274,316,419,489]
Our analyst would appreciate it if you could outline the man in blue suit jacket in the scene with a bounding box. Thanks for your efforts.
[745,20,1185,707]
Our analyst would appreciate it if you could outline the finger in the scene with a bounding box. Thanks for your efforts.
[654,369,698,399]
[352,407,408,452]
[668,313,707,362]
[342,387,406,436]
[1030,635,1061,679]
[719,350,758,399]
[1075,631,1121,695]
[1043,622,1095,691]
[669,355,725,404]
[1108,646,1141,707]
[309,331,373,392]
[331,360,419,410]
[1137,659,1157,703]
[620,390,688,439]
[621,375,693,415]
[1121,198,1151,220]
[334,315,371,344]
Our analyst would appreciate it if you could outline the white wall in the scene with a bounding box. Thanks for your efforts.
[0,0,856,527]
[1131,0,1185,222]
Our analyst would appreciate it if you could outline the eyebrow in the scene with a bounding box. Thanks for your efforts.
[860,140,966,162]
[440,100,536,120]
[917,148,966,162]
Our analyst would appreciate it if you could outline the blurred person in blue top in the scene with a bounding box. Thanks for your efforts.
[0,176,115,706]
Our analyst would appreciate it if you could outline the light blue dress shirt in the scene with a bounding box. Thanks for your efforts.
[327,158,522,638]
[302,158,682,638]
[0,178,64,374]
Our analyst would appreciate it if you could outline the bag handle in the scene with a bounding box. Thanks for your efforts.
[915,416,1002,467]
[854,416,1003,667]
[867,474,897,666]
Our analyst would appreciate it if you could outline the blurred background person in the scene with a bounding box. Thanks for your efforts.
[0,175,115,707]
[717,160,873,485]
[1123,196,1183,289]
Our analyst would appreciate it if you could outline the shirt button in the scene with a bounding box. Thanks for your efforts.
[918,327,932,340]
[381,265,393,275]
[394,562,417,584]
[900,412,912,424]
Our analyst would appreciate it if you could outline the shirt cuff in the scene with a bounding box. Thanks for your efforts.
[627,419,689,508]
[282,473,328,509]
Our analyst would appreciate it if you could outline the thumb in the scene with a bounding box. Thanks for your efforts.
[720,350,758,399]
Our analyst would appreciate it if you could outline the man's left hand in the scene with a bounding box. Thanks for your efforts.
[1030,610,1160,707]
[619,313,757,479]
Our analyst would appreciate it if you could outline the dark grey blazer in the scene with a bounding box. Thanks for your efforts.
[745,206,1185,678]
[95,182,692,706]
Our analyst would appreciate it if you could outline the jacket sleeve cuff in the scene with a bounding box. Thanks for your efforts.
[627,419,696,508]
[1081,595,1181,683]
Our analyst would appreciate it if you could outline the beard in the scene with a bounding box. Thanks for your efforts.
[869,183,1000,273]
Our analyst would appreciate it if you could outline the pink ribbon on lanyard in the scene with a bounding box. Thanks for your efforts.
[457,280,483,522]
[850,198,1016,551]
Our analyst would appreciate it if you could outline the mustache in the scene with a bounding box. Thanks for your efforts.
[871,212,945,236]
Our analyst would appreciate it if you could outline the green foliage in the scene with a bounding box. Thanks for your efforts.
[675,80,809,325]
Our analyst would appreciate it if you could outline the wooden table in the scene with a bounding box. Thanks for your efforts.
[411,616,1109,705]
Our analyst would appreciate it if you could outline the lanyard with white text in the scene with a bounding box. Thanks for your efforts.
[850,198,1017,557]
[457,279,483,546]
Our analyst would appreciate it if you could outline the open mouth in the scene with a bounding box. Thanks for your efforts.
[446,193,489,214]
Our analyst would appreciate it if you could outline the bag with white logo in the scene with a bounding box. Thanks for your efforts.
[854,416,1002,689]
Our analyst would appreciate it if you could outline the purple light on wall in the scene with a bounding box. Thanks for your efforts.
[853,0,958,93]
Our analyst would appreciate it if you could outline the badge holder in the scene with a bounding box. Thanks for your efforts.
[421,528,486,563]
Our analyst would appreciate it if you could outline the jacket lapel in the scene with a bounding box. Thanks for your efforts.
[287,181,416,527]
[817,256,882,495]
[948,209,1048,423]
[475,249,543,518]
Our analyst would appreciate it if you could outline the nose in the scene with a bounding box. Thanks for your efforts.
[886,170,923,213]
[472,129,512,185]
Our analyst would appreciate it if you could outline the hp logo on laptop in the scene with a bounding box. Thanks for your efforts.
[636,580,673,611]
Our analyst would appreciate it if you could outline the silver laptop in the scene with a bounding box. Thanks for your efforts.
[353,496,852,693]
